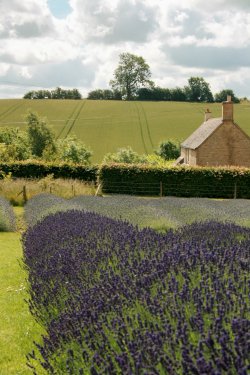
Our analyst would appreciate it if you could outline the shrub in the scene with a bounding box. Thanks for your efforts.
[0,197,16,231]
[155,140,180,160]
[0,127,31,161]
[24,193,69,227]
[103,146,147,164]
[55,136,92,164]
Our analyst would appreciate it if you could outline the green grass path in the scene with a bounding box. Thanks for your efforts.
[0,231,42,374]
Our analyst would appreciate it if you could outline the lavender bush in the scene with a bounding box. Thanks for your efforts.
[24,193,73,227]
[0,196,16,231]
[24,194,250,229]
[23,211,250,374]
[71,195,250,228]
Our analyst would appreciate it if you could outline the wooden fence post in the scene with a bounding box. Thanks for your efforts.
[23,185,27,203]
[160,181,163,197]
[234,183,237,199]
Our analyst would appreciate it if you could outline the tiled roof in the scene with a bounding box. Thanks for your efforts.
[181,117,223,149]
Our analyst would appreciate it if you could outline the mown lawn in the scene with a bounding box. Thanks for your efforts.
[0,228,43,374]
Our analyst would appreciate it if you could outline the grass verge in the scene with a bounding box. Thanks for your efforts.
[0,230,44,374]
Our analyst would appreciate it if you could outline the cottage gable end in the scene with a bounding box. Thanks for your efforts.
[181,118,223,150]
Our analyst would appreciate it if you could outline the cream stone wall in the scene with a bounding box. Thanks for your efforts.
[181,148,197,165]
[196,122,250,167]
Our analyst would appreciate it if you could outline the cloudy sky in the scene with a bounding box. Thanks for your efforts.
[1,0,250,98]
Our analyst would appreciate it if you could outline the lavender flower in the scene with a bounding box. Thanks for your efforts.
[23,212,250,374]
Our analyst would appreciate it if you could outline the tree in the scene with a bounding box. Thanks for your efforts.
[185,77,214,102]
[103,146,146,164]
[214,89,240,103]
[87,89,104,100]
[110,53,154,100]
[0,127,31,161]
[26,111,56,158]
[56,136,92,164]
[155,140,180,160]
[170,87,187,102]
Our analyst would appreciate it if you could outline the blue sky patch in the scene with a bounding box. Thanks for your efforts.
[47,0,72,19]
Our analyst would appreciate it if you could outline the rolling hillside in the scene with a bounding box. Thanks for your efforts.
[0,99,249,162]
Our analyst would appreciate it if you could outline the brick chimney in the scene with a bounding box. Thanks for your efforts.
[204,108,212,122]
[222,95,233,121]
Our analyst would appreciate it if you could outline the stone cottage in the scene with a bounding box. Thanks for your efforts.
[176,96,250,167]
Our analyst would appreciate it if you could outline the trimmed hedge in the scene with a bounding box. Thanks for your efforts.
[0,160,98,181]
[1,161,249,198]
[98,163,250,198]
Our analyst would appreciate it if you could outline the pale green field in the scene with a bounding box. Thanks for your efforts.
[0,99,249,162]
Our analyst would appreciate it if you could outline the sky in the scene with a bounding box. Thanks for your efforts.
[1,0,250,99]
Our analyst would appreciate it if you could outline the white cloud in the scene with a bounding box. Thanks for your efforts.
[0,0,250,98]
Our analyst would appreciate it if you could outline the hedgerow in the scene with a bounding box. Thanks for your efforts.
[1,161,250,198]
[98,164,250,198]
[0,161,98,181]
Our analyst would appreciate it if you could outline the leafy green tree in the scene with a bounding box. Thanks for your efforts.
[56,136,92,164]
[185,77,214,102]
[87,89,104,100]
[110,53,154,100]
[170,87,187,102]
[26,111,56,158]
[103,146,146,164]
[0,127,31,161]
[155,140,180,160]
[214,89,240,103]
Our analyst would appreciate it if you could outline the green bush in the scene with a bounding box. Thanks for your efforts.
[56,136,92,164]
[155,140,180,160]
[98,164,250,198]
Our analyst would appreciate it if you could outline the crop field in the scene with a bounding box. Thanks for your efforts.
[0,99,249,162]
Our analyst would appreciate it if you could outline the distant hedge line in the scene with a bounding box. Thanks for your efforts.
[0,161,98,181]
[1,161,250,198]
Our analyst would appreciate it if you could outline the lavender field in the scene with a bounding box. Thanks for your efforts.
[24,193,250,230]
[23,210,250,374]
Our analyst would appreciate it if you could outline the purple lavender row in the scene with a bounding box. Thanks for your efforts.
[24,193,250,230]
[0,196,16,231]
[23,211,250,374]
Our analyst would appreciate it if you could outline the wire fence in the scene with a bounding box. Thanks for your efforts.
[100,181,250,199]
[12,181,250,200]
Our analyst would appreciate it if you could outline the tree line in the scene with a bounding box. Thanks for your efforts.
[22,53,241,103]
[23,87,82,100]
[88,52,240,103]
